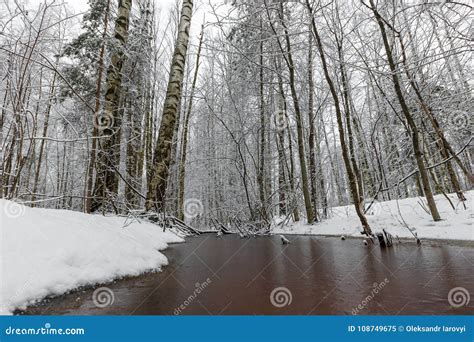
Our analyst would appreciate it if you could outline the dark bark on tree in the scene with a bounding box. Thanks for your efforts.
[84,0,111,213]
[91,0,133,212]
[337,39,364,207]
[276,58,300,221]
[146,0,194,211]
[258,19,269,223]
[366,0,441,221]
[397,34,469,199]
[306,0,372,234]
[307,30,319,222]
[31,69,57,204]
[315,109,328,218]
[177,25,204,221]
[266,3,315,224]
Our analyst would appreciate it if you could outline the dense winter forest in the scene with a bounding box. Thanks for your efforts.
[1,0,472,234]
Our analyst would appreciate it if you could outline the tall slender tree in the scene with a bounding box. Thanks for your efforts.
[146,0,194,211]
[306,0,372,234]
[365,0,441,221]
[178,24,204,220]
[92,0,133,212]
[84,0,111,213]
[266,2,315,224]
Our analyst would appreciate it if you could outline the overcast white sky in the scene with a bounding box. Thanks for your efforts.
[27,0,177,13]
[22,0,214,42]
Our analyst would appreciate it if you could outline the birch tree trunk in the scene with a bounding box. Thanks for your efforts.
[91,0,133,212]
[146,0,193,211]
[177,25,204,221]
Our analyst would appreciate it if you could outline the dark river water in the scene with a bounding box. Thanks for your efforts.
[23,235,474,315]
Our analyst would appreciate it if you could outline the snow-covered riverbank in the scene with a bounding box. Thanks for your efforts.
[0,200,183,315]
[273,191,473,242]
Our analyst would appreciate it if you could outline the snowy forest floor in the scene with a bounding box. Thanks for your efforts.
[274,191,473,242]
[0,201,183,315]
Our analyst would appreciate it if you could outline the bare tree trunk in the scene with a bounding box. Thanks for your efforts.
[84,0,111,213]
[276,114,287,217]
[178,25,204,221]
[367,0,441,221]
[315,108,328,218]
[0,55,12,198]
[397,34,469,200]
[125,95,144,207]
[31,69,58,204]
[337,38,364,207]
[276,58,299,221]
[322,112,344,206]
[307,30,319,222]
[145,62,157,189]
[266,3,314,224]
[146,0,194,211]
[92,0,133,212]
[306,0,371,234]
[258,20,269,223]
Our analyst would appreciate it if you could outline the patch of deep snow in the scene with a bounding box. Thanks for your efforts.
[0,200,183,315]
[273,191,473,241]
